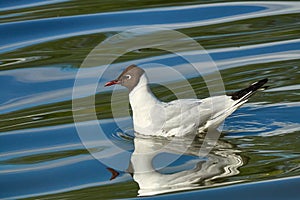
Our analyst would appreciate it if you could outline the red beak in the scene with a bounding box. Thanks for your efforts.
[104,80,120,87]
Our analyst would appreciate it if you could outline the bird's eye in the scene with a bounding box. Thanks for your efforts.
[124,75,131,79]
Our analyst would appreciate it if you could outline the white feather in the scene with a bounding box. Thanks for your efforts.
[129,74,242,137]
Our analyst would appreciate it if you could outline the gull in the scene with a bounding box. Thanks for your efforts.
[105,65,268,137]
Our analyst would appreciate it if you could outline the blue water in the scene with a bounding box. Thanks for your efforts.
[1,1,300,199]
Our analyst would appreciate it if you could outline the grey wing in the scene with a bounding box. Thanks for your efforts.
[162,96,237,133]
[157,99,207,134]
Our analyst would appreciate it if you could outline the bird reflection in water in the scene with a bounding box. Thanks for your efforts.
[108,131,243,196]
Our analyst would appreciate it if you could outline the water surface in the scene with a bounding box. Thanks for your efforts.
[0,1,300,199]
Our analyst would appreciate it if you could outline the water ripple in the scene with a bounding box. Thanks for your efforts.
[0,0,70,12]
[1,2,300,52]
[0,56,47,67]
[1,1,300,199]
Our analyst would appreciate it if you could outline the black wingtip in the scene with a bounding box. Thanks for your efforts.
[253,78,268,86]
[230,78,268,101]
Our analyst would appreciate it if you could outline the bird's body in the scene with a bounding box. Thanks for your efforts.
[105,65,268,137]
[129,74,230,136]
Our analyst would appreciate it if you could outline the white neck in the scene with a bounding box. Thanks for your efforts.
[129,74,159,134]
[129,74,158,110]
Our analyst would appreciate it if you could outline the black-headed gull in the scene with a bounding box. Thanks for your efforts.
[105,65,268,137]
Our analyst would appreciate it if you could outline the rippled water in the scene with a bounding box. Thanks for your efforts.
[1,1,300,199]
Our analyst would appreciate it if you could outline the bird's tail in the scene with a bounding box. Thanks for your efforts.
[198,78,269,133]
[230,78,268,102]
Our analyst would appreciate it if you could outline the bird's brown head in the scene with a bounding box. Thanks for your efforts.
[105,65,145,91]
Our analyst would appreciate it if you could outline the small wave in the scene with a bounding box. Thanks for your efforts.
[111,127,135,142]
